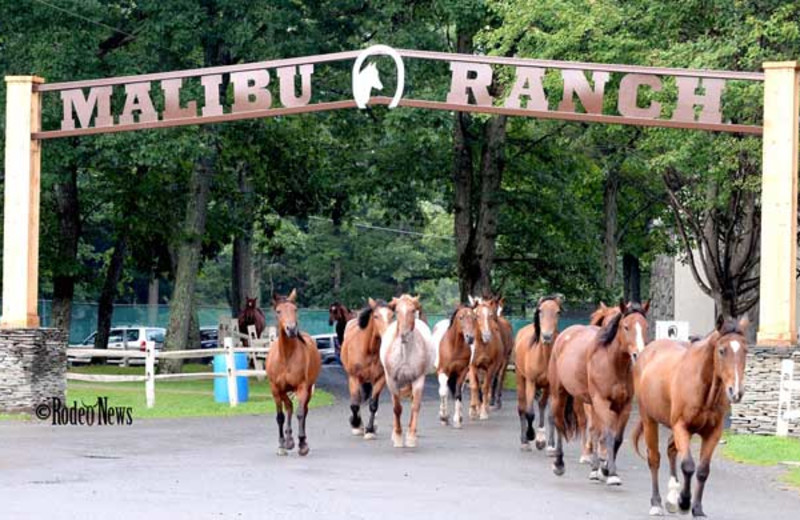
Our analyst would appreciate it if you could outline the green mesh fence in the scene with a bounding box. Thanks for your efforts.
[31,300,586,344]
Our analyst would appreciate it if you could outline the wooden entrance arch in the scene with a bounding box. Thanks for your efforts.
[2,49,797,346]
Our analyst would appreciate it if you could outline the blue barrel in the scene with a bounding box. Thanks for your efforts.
[213,353,250,403]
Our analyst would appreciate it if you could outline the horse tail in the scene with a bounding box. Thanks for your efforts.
[562,394,580,440]
[361,382,373,401]
[632,420,645,460]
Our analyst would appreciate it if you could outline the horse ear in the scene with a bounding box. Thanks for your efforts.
[556,295,564,308]
[715,314,725,331]
[618,298,627,313]
[599,301,607,310]
[368,297,377,309]
[388,298,397,311]
[287,289,297,302]
[738,315,750,333]
[271,292,280,307]
[412,295,421,310]
[642,300,650,314]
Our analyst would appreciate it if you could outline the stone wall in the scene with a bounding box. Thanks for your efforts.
[730,346,800,437]
[0,328,67,413]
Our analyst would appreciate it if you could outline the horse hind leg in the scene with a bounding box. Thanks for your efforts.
[643,418,665,516]
[665,435,681,513]
[348,376,364,435]
[274,391,288,456]
[364,377,384,440]
[517,375,533,450]
[391,392,404,448]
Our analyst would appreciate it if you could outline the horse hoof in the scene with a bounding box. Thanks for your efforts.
[589,470,600,481]
[364,432,377,441]
[579,455,593,464]
[452,420,463,430]
[606,475,622,486]
[469,409,479,420]
[649,506,665,516]
[691,506,706,518]
[276,447,288,456]
[405,434,417,448]
[666,502,679,514]
[520,442,532,452]
[392,433,404,448]
[298,445,310,457]
[545,446,558,457]
[440,417,449,426]
[285,438,295,451]
[552,463,565,477]
[479,411,489,421]
[352,427,364,436]
[535,440,546,450]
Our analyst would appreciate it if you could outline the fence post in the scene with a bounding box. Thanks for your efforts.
[777,359,794,437]
[145,341,156,409]
[224,336,239,407]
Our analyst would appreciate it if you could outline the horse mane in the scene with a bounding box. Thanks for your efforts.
[530,307,542,347]
[597,303,647,347]
[449,306,462,328]
[358,300,387,329]
[589,307,606,326]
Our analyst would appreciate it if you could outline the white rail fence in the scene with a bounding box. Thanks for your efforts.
[66,320,275,408]
[777,359,800,437]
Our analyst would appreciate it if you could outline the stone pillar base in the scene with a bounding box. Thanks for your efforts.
[730,346,800,437]
[0,328,67,413]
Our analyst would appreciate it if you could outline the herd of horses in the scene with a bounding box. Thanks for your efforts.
[255,290,749,518]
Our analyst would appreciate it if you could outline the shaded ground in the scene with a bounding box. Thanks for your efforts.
[1,366,798,519]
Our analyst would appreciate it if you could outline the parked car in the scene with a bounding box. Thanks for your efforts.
[68,326,165,366]
[312,333,341,365]
[194,327,219,363]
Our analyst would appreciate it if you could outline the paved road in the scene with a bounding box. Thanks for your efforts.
[1,366,798,519]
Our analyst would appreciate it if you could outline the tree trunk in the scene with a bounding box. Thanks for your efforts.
[51,167,81,336]
[623,253,641,303]
[648,254,674,331]
[603,168,619,290]
[163,137,215,373]
[147,274,159,326]
[231,233,252,317]
[93,235,128,351]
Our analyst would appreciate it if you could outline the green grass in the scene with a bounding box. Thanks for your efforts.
[723,434,800,490]
[504,370,517,390]
[1,363,334,421]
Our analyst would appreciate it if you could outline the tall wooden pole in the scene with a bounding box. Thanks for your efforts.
[757,62,799,346]
[1,76,44,329]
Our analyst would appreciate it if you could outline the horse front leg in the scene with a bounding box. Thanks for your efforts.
[468,365,480,420]
[364,375,385,440]
[479,367,493,420]
[643,417,664,516]
[296,385,312,456]
[691,427,723,518]
[549,385,568,477]
[438,371,450,425]
[453,369,469,428]
[517,374,533,450]
[347,375,364,435]
[672,422,694,514]
[406,377,425,447]
[283,394,295,451]
[535,386,549,451]
[391,392,403,448]
[580,403,596,464]
[273,388,288,456]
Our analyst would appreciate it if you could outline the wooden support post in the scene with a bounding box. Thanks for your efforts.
[145,341,156,409]
[757,62,800,346]
[224,336,239,407]
[1,76,44,329]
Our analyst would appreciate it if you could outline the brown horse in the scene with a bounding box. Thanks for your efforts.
[266,289,321,456]
[515,295,562,452]
[329,301,356,346]
[468,297,504,420]
[340,298,393,439]
[632,316,748,517]
[433,305,477,428]
[490,296,514,410]
[238,296,266,345]
[549,300,649,484]
[380,294,435,447]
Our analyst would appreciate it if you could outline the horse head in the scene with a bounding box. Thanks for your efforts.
[245,296,258,310]
[450,305,476,346]
[599,299,650,361]
[367,297,394,335]
[710,315,749,404]
[273,289,299,338]
[328,302,342,326]
[389,294,419,336]
[470,296,496,344]
[535,295,563,346]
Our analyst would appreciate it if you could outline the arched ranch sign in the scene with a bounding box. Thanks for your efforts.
[3,48,798,346]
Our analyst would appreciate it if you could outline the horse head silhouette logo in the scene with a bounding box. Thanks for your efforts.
[352,45,405,109]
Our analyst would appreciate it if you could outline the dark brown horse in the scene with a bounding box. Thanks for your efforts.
[340,298,393,439]
[433,305,477,428]
[238,296,266,345]
[266,289,321,456]
[515,295,562,452]
[549,300,649,485]
[329,301,356,346]
[633,316,748,517]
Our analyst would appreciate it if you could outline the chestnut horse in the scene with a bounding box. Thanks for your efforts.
[515,295,562,452]
[490,296,514,410]
[340,298,393,439]
[238,296,266,345]
[549,300,649,484]
[633,316,748,517]
[329,302,356,346]
[266,289,321,456]
[380,294,435,448]
[468,297,504,421]
[433,305,477,428]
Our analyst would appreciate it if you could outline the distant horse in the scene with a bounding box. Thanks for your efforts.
[266,289,321,457]
[340,298,393,439]
[549,300,649,484]
[468,297,504,421]
[329,301,356,346]
[432,305,477,428]
[238,296,266,345]
[380,294,434,448]
[632,316,748,517]
[515,295,562,452]
[490,296,514,410]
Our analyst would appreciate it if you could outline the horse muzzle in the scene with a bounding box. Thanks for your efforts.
[727,386,744,403]
[284,325,299,338]
[481,332,492,344]
[464,334,475,346]
[541,333,554,345]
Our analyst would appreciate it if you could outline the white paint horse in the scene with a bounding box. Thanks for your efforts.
[380,294,434,448]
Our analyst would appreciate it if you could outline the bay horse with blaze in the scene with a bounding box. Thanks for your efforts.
[432,305,477,428]
[549,300,649,484]
[266,289,321,456]
[468,297,504,421]
[632,316,748,517]
[340,298,393,439]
